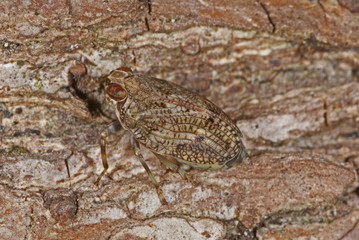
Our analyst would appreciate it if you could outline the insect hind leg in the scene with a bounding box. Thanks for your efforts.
[131,137,167,205]
[152,152,192,184]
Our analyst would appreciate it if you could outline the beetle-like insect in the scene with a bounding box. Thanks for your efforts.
[96,67,248,204]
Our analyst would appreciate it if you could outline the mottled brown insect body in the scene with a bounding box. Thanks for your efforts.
[98,67,248,203]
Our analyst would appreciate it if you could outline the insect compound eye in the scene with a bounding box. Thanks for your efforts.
[106,84,127,102]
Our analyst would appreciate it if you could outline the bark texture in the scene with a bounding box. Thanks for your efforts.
[1,0,359,239]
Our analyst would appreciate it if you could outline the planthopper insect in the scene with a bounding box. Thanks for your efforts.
[96,67,248,204]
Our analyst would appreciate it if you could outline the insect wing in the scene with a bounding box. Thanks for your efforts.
[126,75,246,169]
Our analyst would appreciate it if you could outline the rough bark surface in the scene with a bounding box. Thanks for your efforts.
[1,0,359,239]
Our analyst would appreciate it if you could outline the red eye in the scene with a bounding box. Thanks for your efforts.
[107,84,127,102]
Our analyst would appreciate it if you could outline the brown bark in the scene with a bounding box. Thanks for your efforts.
[1,0,359,239]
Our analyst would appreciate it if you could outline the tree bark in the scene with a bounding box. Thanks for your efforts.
[1,0,358,239]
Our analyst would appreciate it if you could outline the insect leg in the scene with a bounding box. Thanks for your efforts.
[152,152,192,183]
[95,121,122,185]
[131,136,167,205]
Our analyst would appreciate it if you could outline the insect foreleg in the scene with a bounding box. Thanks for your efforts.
[131,136,167,205]
[95,121,122,185]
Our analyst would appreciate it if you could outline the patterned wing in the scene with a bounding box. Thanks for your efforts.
[124,76,246,169]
